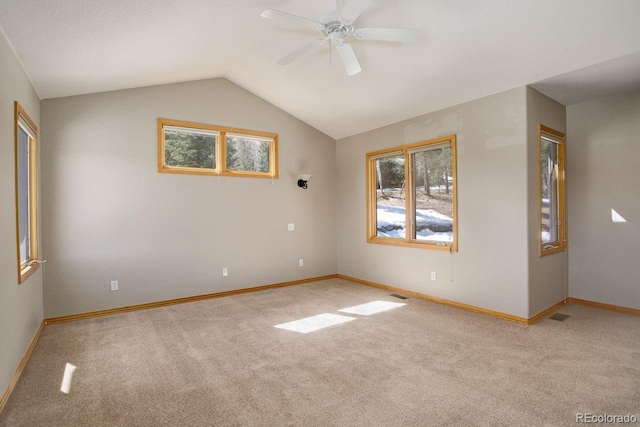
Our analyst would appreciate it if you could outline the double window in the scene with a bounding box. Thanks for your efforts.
[14,102,39,283]
[539,125,566,255]
[366,136,458,251]
[158,118,278,178]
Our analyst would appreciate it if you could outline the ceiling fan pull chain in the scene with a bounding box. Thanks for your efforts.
[329,38,333,66]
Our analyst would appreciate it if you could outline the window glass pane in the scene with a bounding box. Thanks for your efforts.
[226,135,271,173]
[541,139,559,245]
[18,126,30,263]
[164,128,216,169]
[412,146,453,243]
[375,154,406,238]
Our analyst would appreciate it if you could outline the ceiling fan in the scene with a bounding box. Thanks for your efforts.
[261,0,420,76]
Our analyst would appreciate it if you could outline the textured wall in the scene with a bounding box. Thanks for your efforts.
[567,90,640,309]
[336,87,530,318]
[41,78,337,318]
[0,31,43,399]
[526,87,567,317]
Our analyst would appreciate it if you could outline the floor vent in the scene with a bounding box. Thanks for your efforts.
[549,313,570,321]
[390,294,409,300]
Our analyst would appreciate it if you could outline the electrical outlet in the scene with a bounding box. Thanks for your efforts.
[222,268,229,277]
[298,259,304,267]
[430,271,436,281]
[288,223,295,231]
[110,280,118,291]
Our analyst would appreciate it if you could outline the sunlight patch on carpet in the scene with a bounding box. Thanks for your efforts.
[60,363,77,394]
[274,313,356,334]
[338,300,406,316]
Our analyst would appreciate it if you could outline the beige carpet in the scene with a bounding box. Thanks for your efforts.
[1,278,638,426]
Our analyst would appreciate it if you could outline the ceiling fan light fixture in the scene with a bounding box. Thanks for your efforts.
[336,42,362,76]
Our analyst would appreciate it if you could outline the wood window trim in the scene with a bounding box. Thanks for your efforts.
[366,135,458,252]
[538,124,566,256]
[14,102,39,284]
[157,118,279,179]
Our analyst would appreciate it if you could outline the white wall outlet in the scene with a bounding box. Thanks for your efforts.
[430,271,436,281]
[110,280,118,291]
[222,268,229,277]
[298,258,304,267]
[288,223,295,231]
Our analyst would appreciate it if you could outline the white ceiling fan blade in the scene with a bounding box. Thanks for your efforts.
[277,39,327,65]
[340,0,374,23]
[336,42,362,76]
[261,9,323,31]
[355,28,420,43]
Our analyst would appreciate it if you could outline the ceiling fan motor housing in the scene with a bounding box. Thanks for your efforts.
[321,9,355,40]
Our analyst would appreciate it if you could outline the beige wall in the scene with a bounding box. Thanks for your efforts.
[0,31,43,397]
[567,90,640,309]
[337,87,531,318]
[526,87,567,316]
[41,78,337,318]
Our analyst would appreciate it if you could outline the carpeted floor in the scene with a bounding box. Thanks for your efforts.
[1,278,638,426]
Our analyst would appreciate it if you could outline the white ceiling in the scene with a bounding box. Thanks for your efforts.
[1,0,640,139]
[531,50,640,106]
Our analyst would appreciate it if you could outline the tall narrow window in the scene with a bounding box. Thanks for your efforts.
[14,102,39,283]
[539,125,566,255]
[367,136,457,251]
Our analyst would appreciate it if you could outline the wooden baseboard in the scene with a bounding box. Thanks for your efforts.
[528,299,568,325]
[567,297,640,317]
[6,279,634,417]
[0,320,45,414]
[337,274,534,324]
[45,274,338,325]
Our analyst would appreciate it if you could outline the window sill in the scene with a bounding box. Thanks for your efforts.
[158,166,278,179]
[19,263,39,284]
[540,245,566,256]
[367,236,457,252]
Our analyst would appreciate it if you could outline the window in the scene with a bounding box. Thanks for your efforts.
[539,125,566,255]
[158,118,278,178]
[14,102,39,283]
[367,136,458,251]
[163,125,217,171]
[226,133,272,174]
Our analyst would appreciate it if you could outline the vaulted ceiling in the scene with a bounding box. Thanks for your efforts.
[1,0,640,139]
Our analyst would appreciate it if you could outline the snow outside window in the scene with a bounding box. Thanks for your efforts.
[366,136,458,252]
[410,144,454,244]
